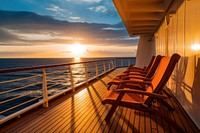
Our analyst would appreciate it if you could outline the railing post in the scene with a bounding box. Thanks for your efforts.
[84,63,89,85]
[103,61,106,73]
[114,59,117,68]
[121,59,123,67]
[108,61,111,71]
[69,65,75,92]
[95,63,99,78]
[128,59,131,66]
[42,69,49,107]
[111,60,113,69]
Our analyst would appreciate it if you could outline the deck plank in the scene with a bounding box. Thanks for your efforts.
[1,68,199,133]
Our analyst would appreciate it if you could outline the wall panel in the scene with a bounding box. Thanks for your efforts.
[155,0,200,128]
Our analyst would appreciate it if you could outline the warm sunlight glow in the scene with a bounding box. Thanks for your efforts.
[70,43,86,57]
[74,57,81,62]
[192,44,200,51]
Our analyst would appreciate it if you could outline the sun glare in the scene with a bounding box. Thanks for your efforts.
[192,44,200,51]
[70,43,86,58]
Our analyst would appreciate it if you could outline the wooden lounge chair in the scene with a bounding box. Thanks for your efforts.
[107,55,162,90]
[124,55,156,74]
[102,53,183,132]
[117,55,162,79]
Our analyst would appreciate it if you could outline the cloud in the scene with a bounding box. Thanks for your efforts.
[66,0,101,3]
[0,10,139,47]
[102,27,125,31]
[88,6,108,13]
[69,16,82,22]
[83,50,137,57]
[46,4,64,12]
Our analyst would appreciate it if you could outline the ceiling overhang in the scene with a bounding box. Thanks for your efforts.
[113,0,182,37]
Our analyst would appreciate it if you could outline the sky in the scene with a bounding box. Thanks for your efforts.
[0,0,139,58]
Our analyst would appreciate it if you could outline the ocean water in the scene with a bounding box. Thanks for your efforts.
[0,57,135,117]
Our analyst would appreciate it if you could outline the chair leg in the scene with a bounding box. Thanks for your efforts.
[105,104,118,123]
[162,89,172,98]
[159,99,174,111]
[104,93,125,123]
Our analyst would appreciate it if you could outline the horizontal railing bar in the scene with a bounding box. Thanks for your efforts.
[0,82,42,95]
[46,75,69,83]
[48,88,73,101]
[47,81,69,89]
[46,69,68,76]
[0,90,40,104]
[49,85,68,94]
[0,74,42,85]
[0,59,115,74]
[0,96,42,114]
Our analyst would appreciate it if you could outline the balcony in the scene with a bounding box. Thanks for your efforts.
[0,66,199,132]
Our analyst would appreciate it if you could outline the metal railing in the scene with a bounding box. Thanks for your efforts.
[0,57,135,124]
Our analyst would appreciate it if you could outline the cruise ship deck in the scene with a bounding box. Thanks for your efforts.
[1,68,199,133]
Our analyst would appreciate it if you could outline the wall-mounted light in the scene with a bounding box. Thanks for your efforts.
[192,44,200,51]
[192,44,200,71]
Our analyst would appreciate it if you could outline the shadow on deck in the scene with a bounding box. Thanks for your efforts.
[1,68,199,133]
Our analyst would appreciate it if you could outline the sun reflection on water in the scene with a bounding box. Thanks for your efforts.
[74,57,81,62]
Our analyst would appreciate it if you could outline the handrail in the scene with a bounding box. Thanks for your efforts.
[0,59,115,74]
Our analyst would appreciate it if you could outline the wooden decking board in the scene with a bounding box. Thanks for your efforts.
[145,113,151,133]
[92,106,110,133]
[85,105,109,132]
[108,107,123,132]
[127,110,135,133]
[73,83,111,132]
[57,80,109,132]
[152,102,164,133]
[167,93,196,133]
[139,112,145,133]
[26,89,94,132]
[157,102,171,133]
[1,68,200,133]
[75,91,106,132]
[50,84,107,132]
[16,89,90,132]
[150,114,157,132]
[79,84,111,132]
[133,110,140,133]
[121,108,131,132]
[115,107,126,132]
[67,88,106,132]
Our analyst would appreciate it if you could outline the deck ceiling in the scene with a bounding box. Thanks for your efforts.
[113,0,174,37]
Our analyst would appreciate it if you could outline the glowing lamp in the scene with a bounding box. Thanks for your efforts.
[192,44,200,51]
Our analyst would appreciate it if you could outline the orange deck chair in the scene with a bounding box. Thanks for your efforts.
[117,55,162,79]
[125,55,156,73]
[107,55,162,90]
[102,53,183,132]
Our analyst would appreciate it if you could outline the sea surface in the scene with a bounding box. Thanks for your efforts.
[0,57,135,117]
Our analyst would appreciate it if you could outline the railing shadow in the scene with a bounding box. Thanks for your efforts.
[173,57,188,98]
[171,56,200,127]
[191,58,200,125]
[70,96,75,133]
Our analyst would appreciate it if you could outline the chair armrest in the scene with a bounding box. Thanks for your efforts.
[108,79,151,87]
[120,80,151,85]
[120,76,151,81]
[116,89,167,99]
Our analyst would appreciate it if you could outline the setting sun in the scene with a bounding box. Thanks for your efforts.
[70,43,86,57]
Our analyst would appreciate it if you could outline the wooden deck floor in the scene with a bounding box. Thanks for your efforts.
[1,68,199,133]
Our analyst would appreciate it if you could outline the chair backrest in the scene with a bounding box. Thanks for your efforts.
[144,55,156,72]
[145,55,162,78]
[144,53,180,105]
